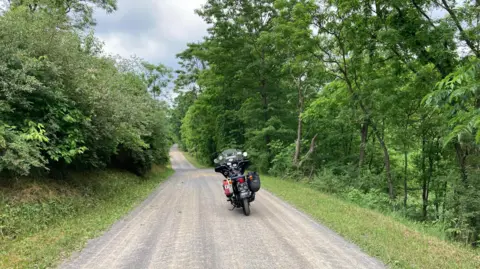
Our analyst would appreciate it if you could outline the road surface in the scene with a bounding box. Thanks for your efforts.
[60,146,385,269]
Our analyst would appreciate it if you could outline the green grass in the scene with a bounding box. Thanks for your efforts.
[182,151,212,168]
[0,165,173,269]
[261,175,480,269]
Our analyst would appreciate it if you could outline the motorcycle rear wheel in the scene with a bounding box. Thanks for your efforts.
[242,198,250,216]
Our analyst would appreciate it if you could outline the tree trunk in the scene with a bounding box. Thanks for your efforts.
[421,138,434,221]
[371,124,395,199]
[309,165,315,180]
[421,137,427,220]
[293,79,304,167]
[298,134,318,168]
[403,115,410,212]
[434,198,439,220]
[454,141,468,183]
[368,134,375,171]
[382,139,395,200]
[422,151,433,220]
[359,119,368,167]
[348,133,354,157]
[293,117,302,166]
[442,180,448,221]
[404,151,408,211]
[422,182,428,220]
[260,78,271,160]
[259,48,271,166]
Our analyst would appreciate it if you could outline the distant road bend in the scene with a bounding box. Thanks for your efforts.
[60,145,385,269]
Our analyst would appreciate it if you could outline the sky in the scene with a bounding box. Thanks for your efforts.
[92,0,450,72]
[89,1,450,101]
[93,0,208,71]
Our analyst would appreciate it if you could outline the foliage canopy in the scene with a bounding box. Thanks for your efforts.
[173,0,480,246]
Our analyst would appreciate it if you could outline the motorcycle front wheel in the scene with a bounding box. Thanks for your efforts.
[242,198,250,216]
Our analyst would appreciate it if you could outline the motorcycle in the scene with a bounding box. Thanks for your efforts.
[214,149,261,216]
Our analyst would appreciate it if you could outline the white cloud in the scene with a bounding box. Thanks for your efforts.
[158,1,207,38]
[93,0,208,68]
[99,33,169,61]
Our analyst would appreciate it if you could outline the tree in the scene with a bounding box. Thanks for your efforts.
[271,0,324,167]
[0,6,171,177]
[7,0,117,28]
[142,62,173,99]
[173,0,480,246]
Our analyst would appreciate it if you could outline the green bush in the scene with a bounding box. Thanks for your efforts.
[343,188,397,212]
[269,141,295,176]
[309,168,352,193]
[0,7,171,177]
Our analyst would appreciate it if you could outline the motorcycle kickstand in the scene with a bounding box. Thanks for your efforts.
[229,204,236,211]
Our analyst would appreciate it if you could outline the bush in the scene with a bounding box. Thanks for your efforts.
[309,168,352,193]
[0,123,47,176]
[0,8,171,177]
[343,188,397,212]
[269,141,295,177]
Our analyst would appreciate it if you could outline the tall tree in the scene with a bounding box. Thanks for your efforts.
[142,62,172,99]
[7,0,116,28]
[173,0,480,245]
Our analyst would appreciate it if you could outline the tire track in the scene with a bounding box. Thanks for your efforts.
[59,145,385,269]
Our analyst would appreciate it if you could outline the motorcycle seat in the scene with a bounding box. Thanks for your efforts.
[230,175,245,181]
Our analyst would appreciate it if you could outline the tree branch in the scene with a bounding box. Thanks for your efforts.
[298,134,318,168]
[439,0,480,57]
[411,0,437,28]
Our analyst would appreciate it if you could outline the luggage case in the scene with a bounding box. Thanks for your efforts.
[247,171,261,192]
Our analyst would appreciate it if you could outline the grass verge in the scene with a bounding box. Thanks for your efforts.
[0,165,173,269]
[261,175,480,269]
[182,151,211,169]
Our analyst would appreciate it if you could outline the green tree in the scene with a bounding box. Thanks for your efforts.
[172,0,480,246]
[7,0,117,28]
[0,5,171,177]
[142,62,173,99]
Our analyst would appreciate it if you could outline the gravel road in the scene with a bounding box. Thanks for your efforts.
[59,145,386,269]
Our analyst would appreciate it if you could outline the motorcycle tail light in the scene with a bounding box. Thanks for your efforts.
[238,177,245,183]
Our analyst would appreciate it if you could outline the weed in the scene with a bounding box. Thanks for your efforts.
[0,166,173,268]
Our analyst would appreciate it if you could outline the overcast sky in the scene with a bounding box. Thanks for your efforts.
[93,0,208,71]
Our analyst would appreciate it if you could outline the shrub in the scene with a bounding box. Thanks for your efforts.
[0,8,171,177]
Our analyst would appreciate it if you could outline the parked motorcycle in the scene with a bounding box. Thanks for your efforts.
[214,149,261,216]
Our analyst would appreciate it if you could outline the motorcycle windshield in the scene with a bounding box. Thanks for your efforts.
[217,149,245,164]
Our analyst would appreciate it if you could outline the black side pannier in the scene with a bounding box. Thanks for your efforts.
[247,171,261,192]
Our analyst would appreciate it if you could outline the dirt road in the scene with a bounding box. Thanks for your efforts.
[60,146,385,269]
